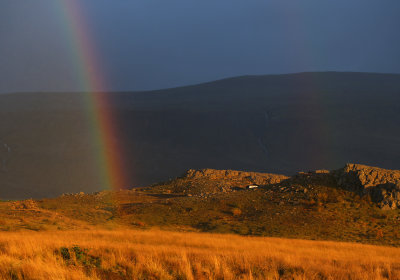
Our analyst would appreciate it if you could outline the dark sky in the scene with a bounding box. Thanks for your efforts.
[1,0,399,93]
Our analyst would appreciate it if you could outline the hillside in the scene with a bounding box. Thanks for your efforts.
[0,72,400,198]
[1,163,400,247]
[0,229,399,280]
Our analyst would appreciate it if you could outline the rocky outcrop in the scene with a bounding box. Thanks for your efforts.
[185,169,288,185]
[335,164,400,209]
[158,169,291,196]
[168,165,400,209]
[10,199,38,210]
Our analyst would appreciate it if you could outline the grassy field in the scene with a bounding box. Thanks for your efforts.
[1,166,399,279]
[0,229,399,280]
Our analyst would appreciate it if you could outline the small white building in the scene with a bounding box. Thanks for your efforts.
[247,185,259,189]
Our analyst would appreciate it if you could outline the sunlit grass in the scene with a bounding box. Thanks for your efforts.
[0,229,398,279]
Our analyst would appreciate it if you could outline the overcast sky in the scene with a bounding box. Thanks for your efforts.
[1,0,399,93]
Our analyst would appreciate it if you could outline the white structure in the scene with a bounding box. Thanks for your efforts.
[247,185,258,189]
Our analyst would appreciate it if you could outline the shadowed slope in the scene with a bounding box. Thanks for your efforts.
[0,72,400,198]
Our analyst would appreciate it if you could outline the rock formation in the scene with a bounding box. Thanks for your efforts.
[185,169,288,185]
[335,164,400,209]
[10,199,38,210]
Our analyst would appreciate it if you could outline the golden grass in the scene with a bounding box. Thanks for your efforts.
[0,229,398,280]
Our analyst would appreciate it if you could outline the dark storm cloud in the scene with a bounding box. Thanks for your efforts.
[0,0,399,93]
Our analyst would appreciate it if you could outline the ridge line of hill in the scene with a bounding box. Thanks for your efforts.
[2,71,400,96]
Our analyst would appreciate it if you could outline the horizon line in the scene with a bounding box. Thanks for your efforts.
[1,70,400,95]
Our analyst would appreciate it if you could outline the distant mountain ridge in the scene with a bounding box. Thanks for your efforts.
[0,72,399,199]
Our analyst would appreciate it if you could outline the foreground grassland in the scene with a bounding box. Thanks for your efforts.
[0,229,399,280]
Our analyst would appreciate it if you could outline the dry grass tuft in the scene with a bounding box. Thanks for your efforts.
[0,229,398,279]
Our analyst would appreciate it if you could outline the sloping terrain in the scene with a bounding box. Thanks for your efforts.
[0,230,399,280]
[1,163,399,247]
[0,72,400,198]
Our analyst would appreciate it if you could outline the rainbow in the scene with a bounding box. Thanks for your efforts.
[52,1,336,187]
[56,0,126,190]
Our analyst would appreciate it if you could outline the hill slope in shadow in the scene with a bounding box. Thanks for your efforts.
[0,72,399,198]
